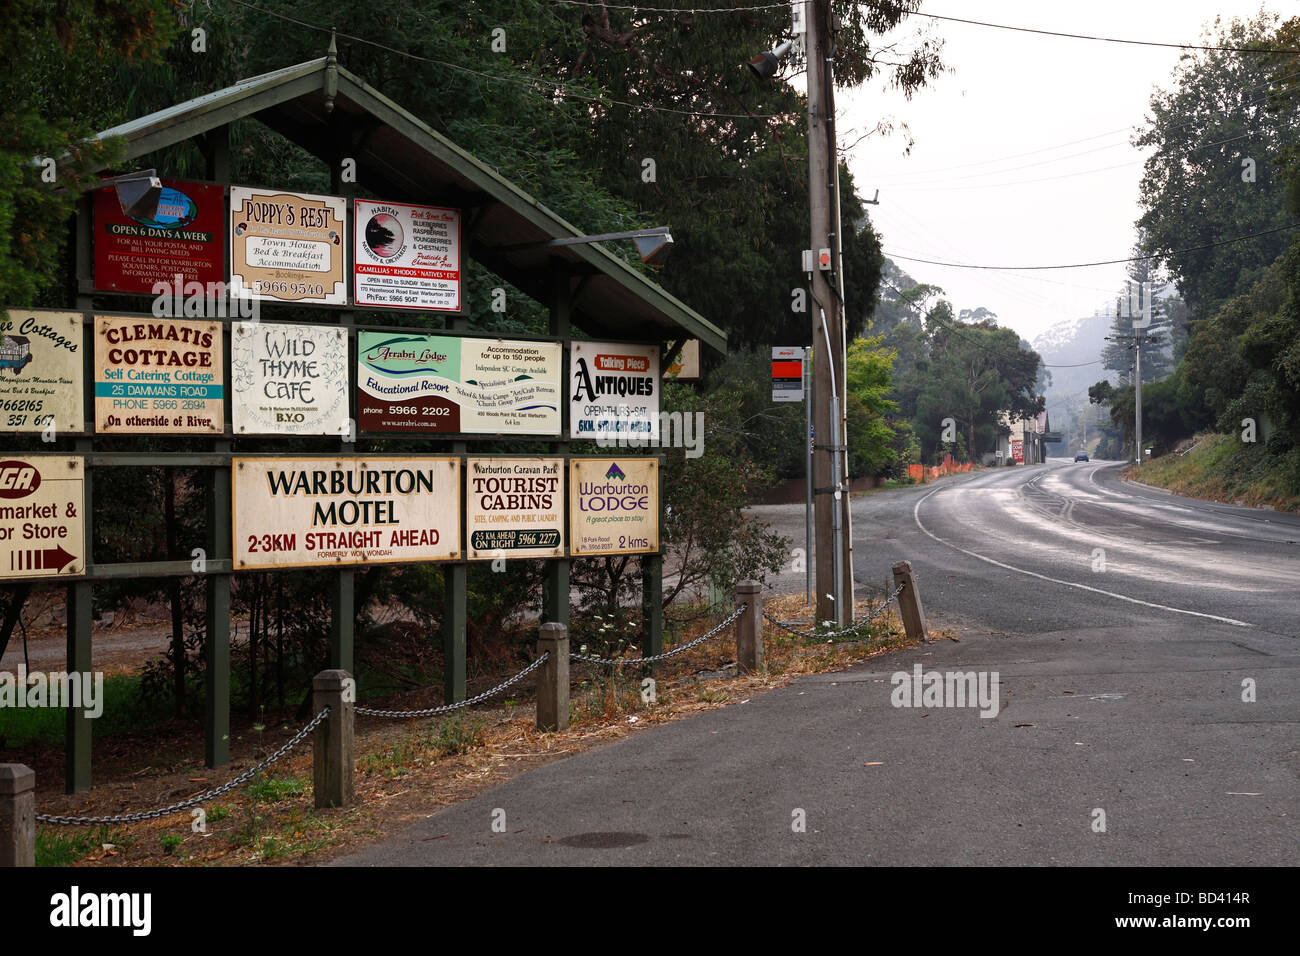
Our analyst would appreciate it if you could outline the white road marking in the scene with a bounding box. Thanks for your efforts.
[913,486,1254,628]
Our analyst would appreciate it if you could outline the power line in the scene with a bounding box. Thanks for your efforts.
[542,1,1300,54]
[228,0,795,119]
[885,223,1299,271]
[911,11,1300,55]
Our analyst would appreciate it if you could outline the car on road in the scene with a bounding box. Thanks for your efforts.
[1074,452,1089,462]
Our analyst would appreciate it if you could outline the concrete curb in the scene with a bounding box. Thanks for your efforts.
[1120,475,1172,495]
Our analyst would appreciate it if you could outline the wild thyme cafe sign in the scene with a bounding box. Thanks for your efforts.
[233,457,460,570]
[232,322,349,435]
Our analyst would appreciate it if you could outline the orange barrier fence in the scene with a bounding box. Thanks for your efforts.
[909,455,973,483]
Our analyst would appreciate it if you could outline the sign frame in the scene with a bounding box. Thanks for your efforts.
[232,455,462,571]
[568,455,661,557]
[0,309,85,436]
[229,186,347,305]
[0,456,86,581]
[353,199,462,312]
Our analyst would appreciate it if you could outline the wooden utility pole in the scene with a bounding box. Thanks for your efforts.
[807,0,851,626]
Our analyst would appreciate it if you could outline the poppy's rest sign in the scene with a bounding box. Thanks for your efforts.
[232,457,460,570]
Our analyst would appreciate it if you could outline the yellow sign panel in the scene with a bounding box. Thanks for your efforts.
[0,309,83,435]
[233,457,461,570]
[569,457,658,556]
[94,315,223,434]
[0,457,84,580]
[466,458,564,559]
[230,187,346,304]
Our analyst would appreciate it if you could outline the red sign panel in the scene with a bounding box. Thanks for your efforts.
[1012,439,1024,463]
[771,360,803,379]
[94,180,225,294]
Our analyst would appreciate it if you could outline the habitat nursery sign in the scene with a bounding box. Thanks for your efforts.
[354,200,461,311]
[569,341,659,442]
[94,315,223,434]
[233,457,461,570]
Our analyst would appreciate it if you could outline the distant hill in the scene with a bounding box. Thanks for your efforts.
[1032,313,1113,416]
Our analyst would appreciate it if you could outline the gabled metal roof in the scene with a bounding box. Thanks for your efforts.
[91,56,726,355]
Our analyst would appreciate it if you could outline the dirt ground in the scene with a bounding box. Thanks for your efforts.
[5,591,926,867]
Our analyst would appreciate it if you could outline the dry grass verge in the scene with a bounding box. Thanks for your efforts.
[33,593,917,866]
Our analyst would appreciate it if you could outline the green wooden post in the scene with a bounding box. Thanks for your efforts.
[331,144,357,678]
[66,197,94,793]
[203,127,232,769]
[205,444,232,769]
[442,562,467,704]
[65,581,93,794]
[545,263,571,629]
[441,309,469,705]
[330,570,355,674]
[641,453,665,662]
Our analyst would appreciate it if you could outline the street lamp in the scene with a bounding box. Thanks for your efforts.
[98,168,164,221]
[747,40,794,81]
[495,227,674,267]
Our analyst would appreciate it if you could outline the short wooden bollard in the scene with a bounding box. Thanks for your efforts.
[313,670,354,809]
[0,764,35,868]
[891,560,930,644]
[536,622,569,732]
[734,580,763,673]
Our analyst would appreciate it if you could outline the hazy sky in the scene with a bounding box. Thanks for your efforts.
[836,0,1289,344]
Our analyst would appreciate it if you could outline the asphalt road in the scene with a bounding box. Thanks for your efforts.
[337,459,1298,866]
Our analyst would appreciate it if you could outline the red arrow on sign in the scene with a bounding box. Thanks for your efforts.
[10,545,77,573]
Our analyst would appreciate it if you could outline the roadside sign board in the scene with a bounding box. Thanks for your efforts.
[0,457,84,579]
[357,332,560,434]
[232,322,350,435]
[94,315,223,434]
[0,309,84,434]
[772,346,804,402]
[1012,439,1024,463]
[93,180,225,295]
[569,457,658,556]
[466,457,564,559]
[229,187,346,304]
[569,341,659,442]
[232,457,461,570]
[664,339,701,380]
[353,200,461,311]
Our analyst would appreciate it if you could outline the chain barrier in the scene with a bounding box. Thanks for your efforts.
[762,584,906,641]
[569,604,747,667]
[355,652,549,718]
[36,707,331,826]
